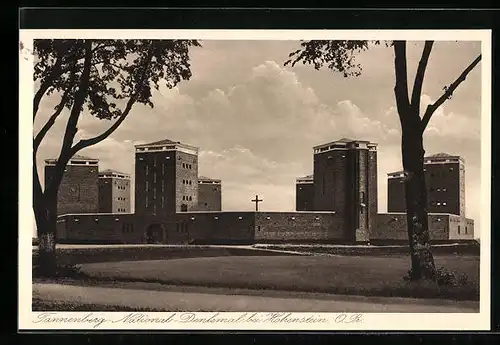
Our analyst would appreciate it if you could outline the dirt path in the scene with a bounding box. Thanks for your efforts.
[33,282,479,313]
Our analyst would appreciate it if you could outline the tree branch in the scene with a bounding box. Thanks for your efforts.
[421,54,482,130]
[91,42,115,53]
[70,44,154,155]
[45,40,93,196]
[32,152,44,221]
[393,41,411,124]
[59,40,93,155]
[70,95,137,154]
[92,60,124,69]
[33,56,64,121]
[33,95,67,154]
[33,58,79,154]
[411,41,433,114]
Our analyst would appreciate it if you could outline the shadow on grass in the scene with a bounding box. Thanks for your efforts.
[41,271,478,302]
[254,243,480,256]
[32,252,479,302]
[32,262,87,280]
[31,246,298,267]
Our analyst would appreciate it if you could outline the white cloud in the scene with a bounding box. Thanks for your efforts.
[198,146,304,211]
[422,93,480,141]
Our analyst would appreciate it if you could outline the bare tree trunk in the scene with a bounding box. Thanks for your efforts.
[33,154,65,278]
[393,41,436,282]
[33,156,45,239]
[401,124,436,281]
[34,191,58,278]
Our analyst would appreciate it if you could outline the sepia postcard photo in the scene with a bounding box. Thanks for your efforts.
[19,28,492,331]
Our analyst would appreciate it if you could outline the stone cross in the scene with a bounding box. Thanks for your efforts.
[251,194,263,212]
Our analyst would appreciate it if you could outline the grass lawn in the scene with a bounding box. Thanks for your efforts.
[31,246,296,266]
[80,255,479,301]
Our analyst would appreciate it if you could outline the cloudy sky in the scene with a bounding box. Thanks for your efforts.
[33,40,482,234]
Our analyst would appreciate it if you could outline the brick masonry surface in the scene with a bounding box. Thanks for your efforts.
[98,178,113,213]
[57,214,138,243]
[368,150,378,241]
[197,183,222,211]
[46,165,99,216]
[175,151,199,212]
[387,161,465,216]
[113,178,131,213]
[296,183,314,211]
[135,150,185,216]
[448,214,475,240]
[57,211,341,244]
[99,177,131,213]
[185,212,255,243]
[311,146,377,243]
[313,149,347,213]
[57,211,476,244]
[255,212,341,242]
[373,213,474,241]
[356,149,369,242]
[425,162,463,215]
[373,213,449,241]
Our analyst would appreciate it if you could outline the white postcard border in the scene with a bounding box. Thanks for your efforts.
[19,29,492,331]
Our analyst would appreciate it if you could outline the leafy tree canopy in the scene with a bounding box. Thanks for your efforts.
[33,39,202,158]
[33,39,201,121]
[285,40,392,77]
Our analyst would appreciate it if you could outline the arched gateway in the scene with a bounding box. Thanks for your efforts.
[145,223,165,244]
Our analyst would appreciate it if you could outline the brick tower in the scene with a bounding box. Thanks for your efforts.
[387,153,465,216]
[44,154,99,216]
[295,175,314,211]
[134,139,199,215]
[98,169,131,213]
[387,171,406,213]
[197,176,222,211]
[425,153,465,216]
[312,138,378,242]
